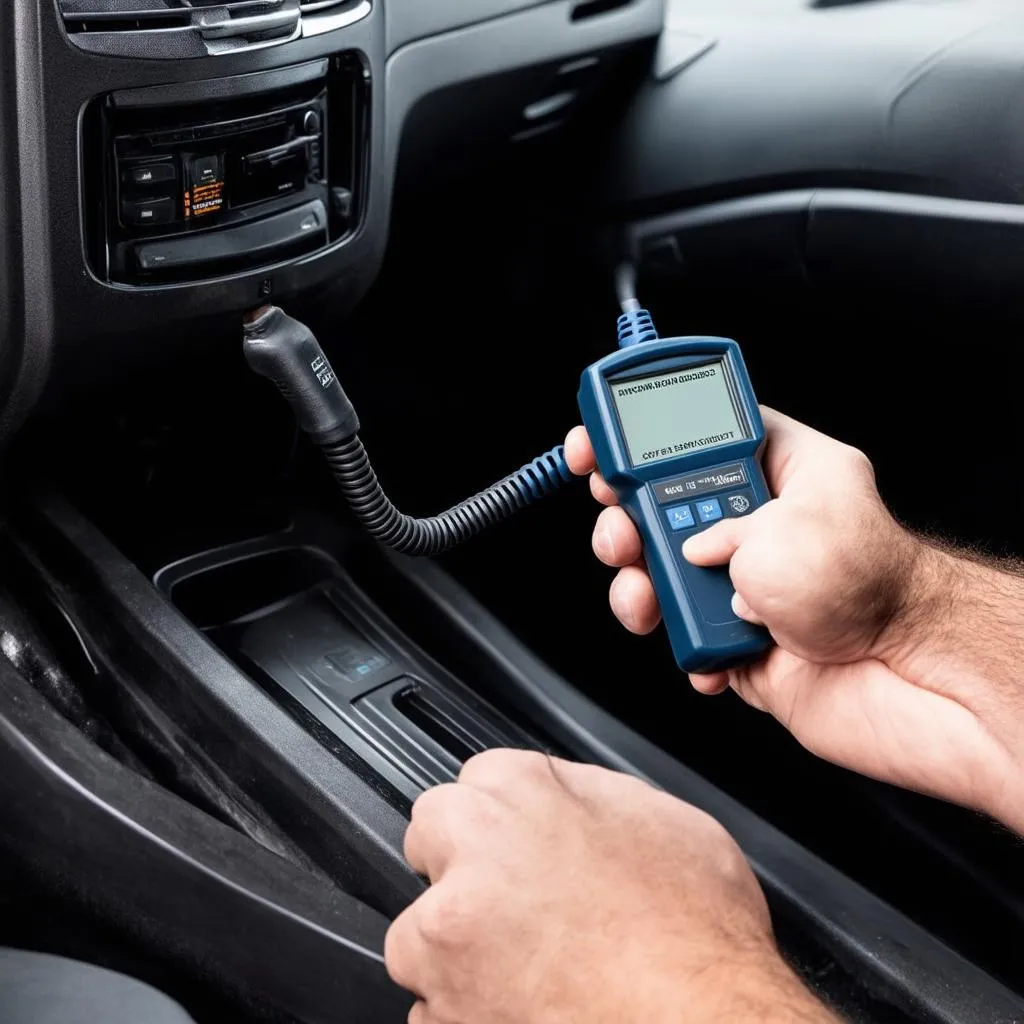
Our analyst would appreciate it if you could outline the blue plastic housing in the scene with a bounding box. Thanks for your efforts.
[578,336,773,674]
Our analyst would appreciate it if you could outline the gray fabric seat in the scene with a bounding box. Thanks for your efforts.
[0,949,195,1024]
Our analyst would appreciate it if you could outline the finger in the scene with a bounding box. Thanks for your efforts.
[759,406,838,490]
[405,784,494,882]
[689,671,731,695]
[408,1002,433,1024]
[385,905,427,997]
[592,506,642,567]
[564,426,595,476]
[609,563,661,635]
[589,471,619,507]
[732,591,765,626]
[682,516,753,567]
[729,673,770,713]
[727,650,799,718]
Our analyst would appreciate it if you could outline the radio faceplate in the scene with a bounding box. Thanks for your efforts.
[84,56,366,285]
[114,94,326,233]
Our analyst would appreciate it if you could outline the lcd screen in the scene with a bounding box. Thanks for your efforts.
[611,361,747,466]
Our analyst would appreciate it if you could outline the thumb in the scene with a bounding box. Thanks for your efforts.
[682,515,754,567]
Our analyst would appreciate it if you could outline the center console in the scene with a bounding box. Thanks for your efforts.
[83,55,367,285]
[8,487,1024,1024]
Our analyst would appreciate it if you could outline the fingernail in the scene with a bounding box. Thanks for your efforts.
[594,525,613,562]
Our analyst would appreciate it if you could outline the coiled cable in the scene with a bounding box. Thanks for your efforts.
[243,305,574,557]
[320,436,572,556]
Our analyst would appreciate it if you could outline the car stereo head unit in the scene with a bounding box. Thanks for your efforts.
[115,94,326,233]
[84,57,366,286]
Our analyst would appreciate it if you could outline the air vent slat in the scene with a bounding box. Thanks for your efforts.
[299,0,348,10]
[60,0,371,53]
[66,11,191,32]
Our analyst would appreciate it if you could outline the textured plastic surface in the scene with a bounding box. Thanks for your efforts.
[22,494,426,917]
[153,534,547,801]
[606,0,1024,213]
[0,657,413,1023]
[578,336,771,673]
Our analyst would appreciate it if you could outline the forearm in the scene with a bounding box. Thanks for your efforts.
[881,536,1024,828]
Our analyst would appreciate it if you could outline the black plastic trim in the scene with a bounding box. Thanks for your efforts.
[627,187,1024,308]
[134,198,328,274]
[110,57,330,108]
[0,657,412,1023]
[19,494,426,918]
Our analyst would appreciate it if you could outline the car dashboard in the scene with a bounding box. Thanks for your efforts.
[0,0,663,437]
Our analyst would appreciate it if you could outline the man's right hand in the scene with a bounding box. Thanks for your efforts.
[565,410,1024,831]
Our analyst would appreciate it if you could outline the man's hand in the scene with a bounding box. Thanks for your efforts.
[385,750,834,1024]
[565,409,1024,829]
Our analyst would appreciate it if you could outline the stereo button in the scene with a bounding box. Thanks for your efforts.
[126,160,176,187]
[190,153,223,186]
[122,196,176,228]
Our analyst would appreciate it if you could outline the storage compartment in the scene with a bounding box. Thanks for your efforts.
[158,545,336,631]
[155,538,546,801]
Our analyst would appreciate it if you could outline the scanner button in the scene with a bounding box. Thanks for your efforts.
[664,505,695,531]
[696,498,723,523]
[727,494,751,515]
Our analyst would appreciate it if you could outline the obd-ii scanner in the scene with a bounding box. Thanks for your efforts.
[577,308,772,673]
[243,280,772,676]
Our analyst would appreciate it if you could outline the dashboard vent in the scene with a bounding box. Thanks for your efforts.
[59,0,371,56]
[571,0,635,20]
[299,0,348,10]
[64,10,192,34]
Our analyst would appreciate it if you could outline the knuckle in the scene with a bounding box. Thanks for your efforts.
[678,802,741,852]
[459,748,548,790]
[409,783,458,829]
[842,442,874,473]
[416,885,480,950]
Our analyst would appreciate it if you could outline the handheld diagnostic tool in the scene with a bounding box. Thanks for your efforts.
[245,287,773,676]
[578,314,772,674]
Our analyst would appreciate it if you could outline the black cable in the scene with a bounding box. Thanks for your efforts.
[319,436,571,557]
[242,306,573,557]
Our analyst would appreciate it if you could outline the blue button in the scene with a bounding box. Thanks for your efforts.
[664,504,695,531]
[696,497,723,523]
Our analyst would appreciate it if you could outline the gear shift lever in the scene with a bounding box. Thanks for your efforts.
[243,306,571,557]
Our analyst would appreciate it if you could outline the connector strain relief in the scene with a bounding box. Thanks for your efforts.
[616,309,659,348]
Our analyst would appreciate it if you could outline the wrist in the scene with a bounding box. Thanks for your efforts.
[874,537,1024,829]
[676,949,838,1024]
[871,529,946,667]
